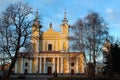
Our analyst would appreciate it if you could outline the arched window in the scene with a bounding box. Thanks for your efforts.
[63,42,66,51]
[48,44,52,51]
[32,43,36,52]
[71,63,74,66]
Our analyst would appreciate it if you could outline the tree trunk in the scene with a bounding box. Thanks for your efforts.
[3,53,18,79]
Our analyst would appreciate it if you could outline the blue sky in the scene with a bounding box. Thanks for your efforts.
[0,0,120,39]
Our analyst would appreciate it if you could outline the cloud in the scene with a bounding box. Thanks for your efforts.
[106,8,115,20]
[106,8,113,14]
[106,8,120,21]
[106,8,120,28]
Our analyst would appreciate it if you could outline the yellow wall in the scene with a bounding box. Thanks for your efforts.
[16,12,85,74]
[78,57,82,73]
[31,21,69,52]
[63,57,68,73]
[32,58,36,73]
[78,54,84,73]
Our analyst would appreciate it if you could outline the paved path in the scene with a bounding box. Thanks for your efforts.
[9,75,120,80]
[24,77,48,80]
[10,75,50,80]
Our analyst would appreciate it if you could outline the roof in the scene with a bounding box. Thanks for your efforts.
[18,51,83,54]
[18,51,84,57]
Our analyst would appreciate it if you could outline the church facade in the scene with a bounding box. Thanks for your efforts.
[14,12,85,75]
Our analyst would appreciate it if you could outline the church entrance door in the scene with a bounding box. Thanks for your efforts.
[47,66,52,75]
[71,69,74,75]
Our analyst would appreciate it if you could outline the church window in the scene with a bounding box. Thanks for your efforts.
[32,43,36,52]
[25,62,28,67]
[47,58,51,62]
[63,42,66,51]
[71,63,74,66]
[48,44,52,51]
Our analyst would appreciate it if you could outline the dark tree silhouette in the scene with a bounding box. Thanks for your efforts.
[0,2,41,78]
[110,43,120,75]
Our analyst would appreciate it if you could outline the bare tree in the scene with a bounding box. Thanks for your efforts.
[70,11,108,75]
[70,19,87,66]
[70,19,86,52]
[85,12,108,65]
[0,2,41,78]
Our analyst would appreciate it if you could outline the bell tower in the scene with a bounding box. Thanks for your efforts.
[60,11,69,51]
[31,12,40,52]
[61,11,69,35]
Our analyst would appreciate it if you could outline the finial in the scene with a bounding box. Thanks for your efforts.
[64,11,66,19]
[62,10,68,24]
[36,11,38,19]
[49,22,52,29]
[33,11,39,26]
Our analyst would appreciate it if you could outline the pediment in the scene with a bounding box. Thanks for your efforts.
[43,28,60,35]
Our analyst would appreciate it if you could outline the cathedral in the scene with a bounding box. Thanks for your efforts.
[14,12,85,75]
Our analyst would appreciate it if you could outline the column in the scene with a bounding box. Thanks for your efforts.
[56,40,58,51]
[67,57,70,73]
[36,56,38,72]
[43,41,45,51]
[15,60,17,73]
[57,57,59,73]
[54,41,55,51]
[39,57,42,73]
[60,40,61,51]
[52,57,55,73]
[82,60,84,73]
[76,57,78,73]
[44,57,46,73]
[82,66,84,73]
[29,59,32,73]
[61,57,63,73]
[21,58,23,73]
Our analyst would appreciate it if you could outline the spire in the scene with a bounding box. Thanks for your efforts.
[64,11,67,20]
[36,11,38,19]
[62,11,68,24]
[34,11,39,26]
[49,22,52,29]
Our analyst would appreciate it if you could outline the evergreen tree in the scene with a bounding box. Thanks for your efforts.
[110,43,120,75]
